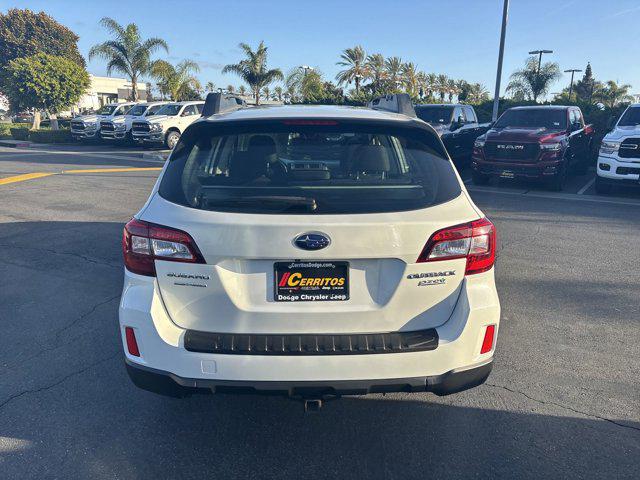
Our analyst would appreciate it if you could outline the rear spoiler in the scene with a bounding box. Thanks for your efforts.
[201,92,247,117]
[367,93,416,118]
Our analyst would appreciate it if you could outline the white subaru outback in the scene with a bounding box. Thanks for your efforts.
[120,94,500,405]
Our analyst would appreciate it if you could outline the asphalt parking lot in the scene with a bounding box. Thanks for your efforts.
[0,144,638,479]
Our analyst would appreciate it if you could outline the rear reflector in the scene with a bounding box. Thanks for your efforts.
[417,218,496,275]
[125,327,140,357]
[122,218,205,276]
[480,325,495,354]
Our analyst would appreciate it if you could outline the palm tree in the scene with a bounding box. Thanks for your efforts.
[238,85,247,96]
[594,80,634,108]
[89,17,168,101]
[467,83,489,104]
[273,86,283,102]
[205,81,215,92]
[335,45,368,94]
[262,86,270,102]
[436,74,449,102]
[222,41,284,105]
[426,73,438,100]
[151,59,201,101]
[506,56,561,102]
[226,85,235,93]
[385,56,404,92]
[366,53,386,93]
[402,62,419,97]
[446,78,459,103]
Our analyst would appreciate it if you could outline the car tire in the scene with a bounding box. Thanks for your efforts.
[165,130,180,150]
[595,175,612,195]
[471,171,490,185]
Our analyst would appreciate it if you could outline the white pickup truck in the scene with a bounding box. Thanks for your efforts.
[131,101,204,149]
[99,102,168,143]
[70,103,136,141]
[596,104,640,193]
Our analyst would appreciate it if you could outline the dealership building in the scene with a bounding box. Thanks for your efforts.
[72,75,148,114]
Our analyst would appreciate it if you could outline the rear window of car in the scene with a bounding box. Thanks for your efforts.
[159,120,461,214]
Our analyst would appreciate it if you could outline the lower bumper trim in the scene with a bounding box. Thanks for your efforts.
[125,359,493,399]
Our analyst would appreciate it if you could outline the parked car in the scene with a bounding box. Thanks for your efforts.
[70,102,136,141]
[120,93,500,407]
[131,101,204,149]
[471,106,594,190]
[415,104,491,165]
[12,111,33,124]
[100,101,169,143]
[595,104,640,194]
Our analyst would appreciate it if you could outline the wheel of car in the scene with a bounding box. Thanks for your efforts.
[165,131,180,149]
[471,171,490,185]
[594,175,612,195]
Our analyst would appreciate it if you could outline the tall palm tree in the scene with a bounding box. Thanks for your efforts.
[366,53,386,93]
[506,56,561,102]
[238,85,247,96]
[385,56,404,92]
[446,78,459,103]
[226,85,235,93]
[335,45,368,94]
[467,83,489,104]
[151,59,201,101]
[205,81,216,92]
[89,17,168,101]
[262,86,270,102]
[426,73,438,100]
[436,74,449,102]
[273,86,283,102]
[222,41,284,105]
[594,80,634,108]
[402,62,419,97]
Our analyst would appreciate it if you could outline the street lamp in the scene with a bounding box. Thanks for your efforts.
[529,49,553,101]
[564,69,582,100]
[299,65,313,75]
[492,0,510,121]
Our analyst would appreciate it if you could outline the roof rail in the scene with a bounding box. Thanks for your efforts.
[201,92,247,117]
[367,93,416,117]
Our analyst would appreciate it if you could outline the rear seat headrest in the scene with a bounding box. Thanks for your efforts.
[353,145,390,172]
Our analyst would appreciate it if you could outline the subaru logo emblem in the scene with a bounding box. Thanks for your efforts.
[293,232,331,251]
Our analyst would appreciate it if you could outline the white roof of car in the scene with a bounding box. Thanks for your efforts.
[204,104,416,123]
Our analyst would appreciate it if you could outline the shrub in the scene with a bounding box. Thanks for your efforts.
[0,122,29,138]
[10,127,30,140]
[28,128,72,143]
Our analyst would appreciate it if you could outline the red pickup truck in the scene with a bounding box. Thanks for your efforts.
[471,106,594,190]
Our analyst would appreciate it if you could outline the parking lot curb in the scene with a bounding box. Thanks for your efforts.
[0,139,32,148]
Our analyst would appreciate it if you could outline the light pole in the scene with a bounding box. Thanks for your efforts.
[492,0,510,122]
[529,49,553,101]
[564,69,582,100]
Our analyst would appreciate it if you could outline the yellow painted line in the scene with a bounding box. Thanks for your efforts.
[63,167,162,174]
[0,167,162,186]
[0,172,56,185]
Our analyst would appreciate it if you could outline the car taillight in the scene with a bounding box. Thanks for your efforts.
[122,218,205,276]
[417,218,496,275]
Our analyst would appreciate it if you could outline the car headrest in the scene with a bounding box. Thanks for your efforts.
[229,151,266,180]
[248,135,277,156]
[352,145,390,172]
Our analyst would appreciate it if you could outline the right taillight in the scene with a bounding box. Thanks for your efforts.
[417,218,496,275]
[122,218,205,276]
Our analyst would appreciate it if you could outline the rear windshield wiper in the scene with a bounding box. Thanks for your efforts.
[202,195,318,212]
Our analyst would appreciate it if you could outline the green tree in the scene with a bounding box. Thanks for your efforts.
[205,81,216,92]
[222,41,283,105]
[335,46,368,94]
[273,86,283,102]
[446,78,459,103]
[402,62,420,98]
[262,86,270,101]
[384,56,404,92]
[573,63,599,102]
[4,53,89,129]
[151,59,201,101]
[286,67,326,103]
[436,74,449,102]
[365,53,387,94]
[0,8,85,111]
[238,85,247,96]
[506,56,561,102]
[594,80,634,108]
[89,17,168,101]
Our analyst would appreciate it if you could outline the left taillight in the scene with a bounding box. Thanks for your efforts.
[122,218,205,276]
[417,218,496,275]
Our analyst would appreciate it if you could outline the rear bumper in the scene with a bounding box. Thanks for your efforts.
[125,358,493,398]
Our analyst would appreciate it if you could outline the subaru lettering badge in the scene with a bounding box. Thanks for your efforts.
[294,232,331,251]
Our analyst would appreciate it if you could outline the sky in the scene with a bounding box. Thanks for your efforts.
[2,0,640,97]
